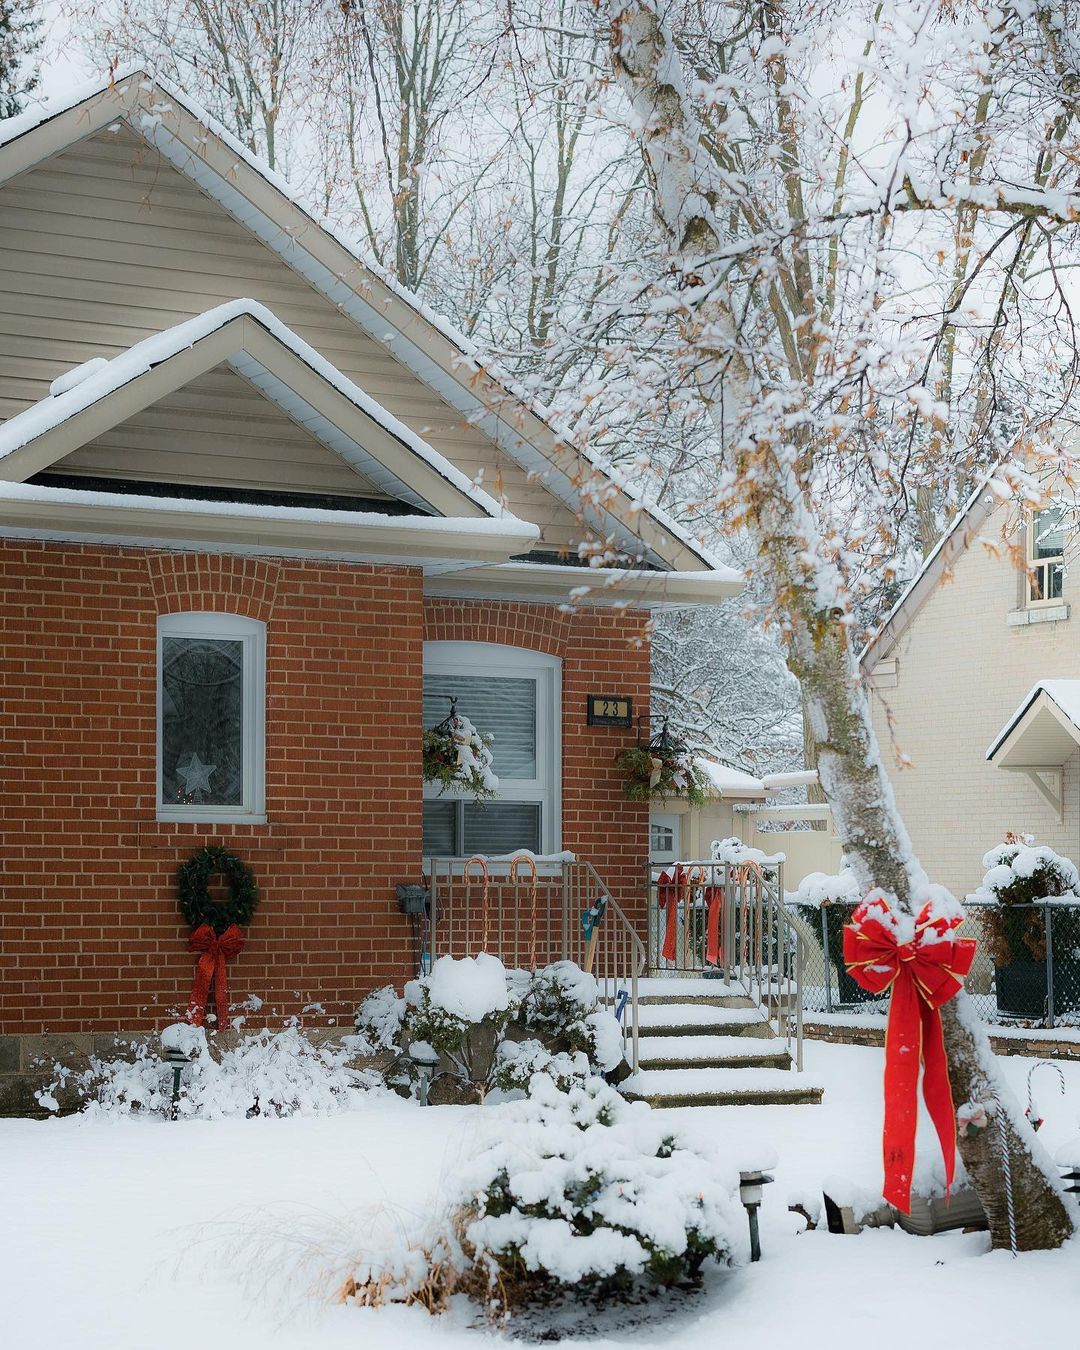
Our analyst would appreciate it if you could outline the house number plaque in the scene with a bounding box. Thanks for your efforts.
[587,695,633,727]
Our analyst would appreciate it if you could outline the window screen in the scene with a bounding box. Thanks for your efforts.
[161,637,244,807]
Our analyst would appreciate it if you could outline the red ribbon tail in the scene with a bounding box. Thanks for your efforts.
[920,999,957,1201]
[188,948,216,1027]
[882,976,922,1214]
[662,871,680,962]
[706,888,722,966]
[214,951,230,1030]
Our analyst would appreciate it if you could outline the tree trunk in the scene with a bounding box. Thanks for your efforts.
[607,0,1074,1248]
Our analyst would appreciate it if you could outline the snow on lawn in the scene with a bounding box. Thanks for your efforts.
[4,1041,1080,1348]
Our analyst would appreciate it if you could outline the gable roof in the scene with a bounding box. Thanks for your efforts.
[986,680,1080,766]
[0,68,721,574]
[859,468,1010,673]
[0,298,502,520]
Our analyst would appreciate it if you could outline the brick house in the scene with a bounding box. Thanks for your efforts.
[0,72,739,1105]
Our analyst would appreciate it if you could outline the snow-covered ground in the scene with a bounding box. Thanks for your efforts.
[3,1040,1080,1348]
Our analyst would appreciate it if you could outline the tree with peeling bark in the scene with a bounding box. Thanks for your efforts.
[594,0,1080,1248]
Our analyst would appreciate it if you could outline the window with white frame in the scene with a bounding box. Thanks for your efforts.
[1029,506,1067,604]
[157,613,266,822]
[422,642,560,857]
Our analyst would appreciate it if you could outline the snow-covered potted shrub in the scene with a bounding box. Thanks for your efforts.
[422,697,498,801]
[618,720,706,805]
[788,869,875,1006]
[967,838,1080,1020]
[454,1075,738,1310]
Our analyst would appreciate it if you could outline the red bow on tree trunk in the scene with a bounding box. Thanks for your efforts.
[843,893,976,1214]
[187,923,245,1029]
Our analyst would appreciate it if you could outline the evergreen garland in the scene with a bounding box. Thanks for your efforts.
[617,738,706,806]
[177,845,259,934]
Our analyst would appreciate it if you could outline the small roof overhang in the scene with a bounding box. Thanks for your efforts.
[0,300,502,522]
[693,758,769,800]
[0,480,539,569]
[986,681,1080,769]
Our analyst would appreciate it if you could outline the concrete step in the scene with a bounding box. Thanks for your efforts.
[636,1002,775,1038]
[621,1066,825,1108]
[635,977,752,1008]
[636,1034,791,1071]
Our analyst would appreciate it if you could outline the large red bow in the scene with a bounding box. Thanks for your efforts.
[187,923,245,1029]
[843,893,976,1213]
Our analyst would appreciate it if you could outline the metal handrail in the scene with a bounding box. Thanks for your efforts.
[648,858,804,1072]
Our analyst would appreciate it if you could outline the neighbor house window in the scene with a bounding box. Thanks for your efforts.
[157,613,266,822]
[422,642,560,857]
[1029,507,1066,604]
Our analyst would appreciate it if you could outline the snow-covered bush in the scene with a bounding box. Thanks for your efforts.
[38,1023,380,1120]
[519,960,624,1072]
[394,955,625,1097]
[352,985,406,1054]
[489,1040,592,1096]
[968,839,1080,969]
[455,1075,738,1308]
[710,836,781,879]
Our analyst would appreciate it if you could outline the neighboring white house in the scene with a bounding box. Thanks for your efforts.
[862,475,1080,899]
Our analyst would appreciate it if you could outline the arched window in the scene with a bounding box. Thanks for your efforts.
[157,613,266,822]
[422,641,560,856]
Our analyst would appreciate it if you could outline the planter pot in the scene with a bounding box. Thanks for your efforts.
[994,958,1080,1019]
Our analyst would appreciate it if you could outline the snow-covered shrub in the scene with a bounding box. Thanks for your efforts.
[454,1075,738,1309]
[710,836,781,879]
[394,955,625,1097]
[489,1040,592,1096]
[38,1023,381,1120]
[519,960,623,1072]
[352,985,406,1053]
[968,839,1080,969]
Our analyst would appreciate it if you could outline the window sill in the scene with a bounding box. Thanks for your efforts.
[155,812,267,825]
[1007,604,1070,628]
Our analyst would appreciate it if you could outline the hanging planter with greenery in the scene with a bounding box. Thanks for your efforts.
[617,720,707,806]
[422,697,499,801]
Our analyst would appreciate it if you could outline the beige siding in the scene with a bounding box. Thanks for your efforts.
[0,127,583,547]
[53,363,387,498]
[870,510,1080,898]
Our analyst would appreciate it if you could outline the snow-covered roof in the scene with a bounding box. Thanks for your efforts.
[0,68,729,578]
[0,300,505,520]
[986,680,1080,766]
[693,758,768,798]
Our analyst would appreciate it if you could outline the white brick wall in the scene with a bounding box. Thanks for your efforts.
[870,508,1080,898]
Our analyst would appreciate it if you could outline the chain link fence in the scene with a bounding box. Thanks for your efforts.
[789,899,1080,1029]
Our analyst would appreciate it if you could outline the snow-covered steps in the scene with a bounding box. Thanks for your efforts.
[621,1066,825,1108]
[635,977,750,1005]
[636,1034,791,1071]
[636,1002,775,1037]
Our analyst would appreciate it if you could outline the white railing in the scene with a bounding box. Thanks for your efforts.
[647,859,805,1071]
[426,857,646,1069]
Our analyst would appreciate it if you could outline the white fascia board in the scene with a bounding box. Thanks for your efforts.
[0,481,538,566]
[423,561,743,607]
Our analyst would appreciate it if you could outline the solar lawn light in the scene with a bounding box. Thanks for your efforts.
[409,1040,441,1107]
[739,1168,775,1262]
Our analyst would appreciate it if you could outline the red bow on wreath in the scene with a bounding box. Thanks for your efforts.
[843,892,976,1214]
[187,923,245,1029]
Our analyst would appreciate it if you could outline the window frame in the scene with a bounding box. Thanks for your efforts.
[1027,507,1067,608]
[422,640,561,858]
[156,611,266,824]
[649,811,682,865]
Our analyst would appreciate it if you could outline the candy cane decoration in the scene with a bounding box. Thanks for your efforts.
[736,861,767,971]
[681,865,706,969]
[465,855,490,953]
[510,853,539,969]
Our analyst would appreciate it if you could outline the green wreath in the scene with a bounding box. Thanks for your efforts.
[177,845,259,934]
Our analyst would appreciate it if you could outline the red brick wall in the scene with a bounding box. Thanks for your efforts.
[0,542,424,1036]
[1,550,652,1038]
